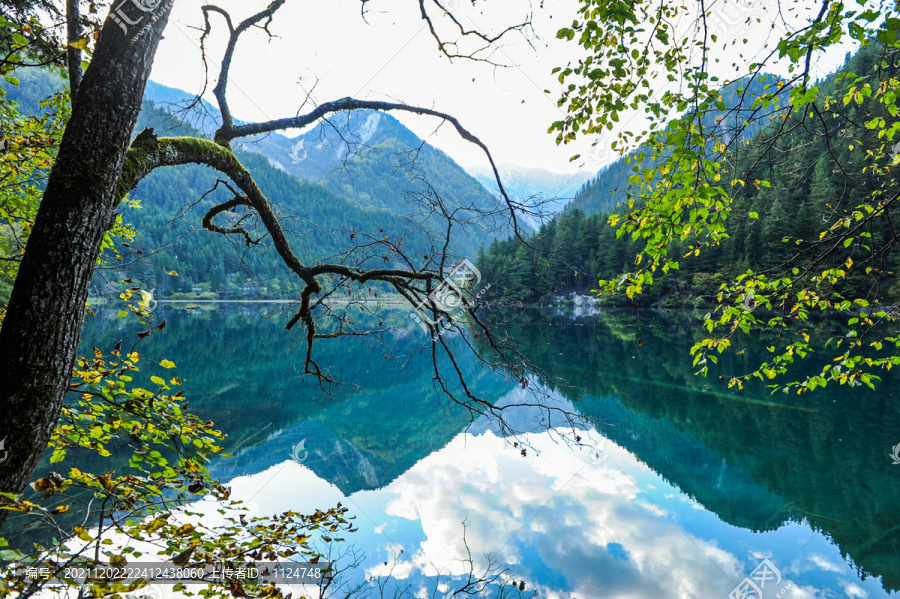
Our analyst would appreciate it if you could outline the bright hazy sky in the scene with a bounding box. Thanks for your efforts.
[148,0,849,177]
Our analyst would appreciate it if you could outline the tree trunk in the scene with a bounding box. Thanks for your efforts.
[0,0,174,529]
[66,0,83,104]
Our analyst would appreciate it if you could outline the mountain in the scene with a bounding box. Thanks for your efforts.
[1,72,519,299]
[143,83,518,248]
[118,101,437,298]
[467,164,593,229]
[1,71,440,299]
[477,44,900,308]
[144,81,417,183]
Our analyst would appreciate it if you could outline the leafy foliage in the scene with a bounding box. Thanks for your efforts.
[567,76,775,215]
[0,2,66,79]
[0,74,68,311]
[0,316,352,599]
[551,0,900,393]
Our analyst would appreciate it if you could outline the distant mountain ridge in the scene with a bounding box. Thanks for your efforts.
[468,164,593,229]
[1,70,442,298]
[145,81,419,183]
[567,75,780,215]
[144,81,526,246]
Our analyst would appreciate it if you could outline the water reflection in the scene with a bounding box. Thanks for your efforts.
[498,310,900,593]
[223,423,886,598]
[59,304,900,597]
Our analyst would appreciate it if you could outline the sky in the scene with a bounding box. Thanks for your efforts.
[150,0,592,175]
[147,0,853,177]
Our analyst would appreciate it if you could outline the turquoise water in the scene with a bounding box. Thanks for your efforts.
[67,305,900,598]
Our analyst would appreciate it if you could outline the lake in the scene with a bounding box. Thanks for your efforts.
[65,304,900,598]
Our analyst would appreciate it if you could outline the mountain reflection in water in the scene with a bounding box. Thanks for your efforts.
[60,304,900,597]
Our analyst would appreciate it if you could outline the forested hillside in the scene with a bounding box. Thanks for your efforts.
[1,72,499,300]
[479,44,900,308]
[112,103,449,298]
[145,83,509,247]
[566,75,777,215]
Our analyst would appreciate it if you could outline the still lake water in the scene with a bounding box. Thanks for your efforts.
[71,304,900,598]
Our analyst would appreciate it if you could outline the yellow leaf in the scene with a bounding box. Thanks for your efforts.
[2,500,36,513]
[146,517,168,534]
[160,359,176,369]
[168,270,179,276]
[68,37,90,50]
[175,523,196,536]
[98,474,116,492]
[150,376,166,386]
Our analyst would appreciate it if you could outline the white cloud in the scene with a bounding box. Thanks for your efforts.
[204,426,875,599]
[842,581,870,598]
[810,554,848,574]
[379,431,743,599]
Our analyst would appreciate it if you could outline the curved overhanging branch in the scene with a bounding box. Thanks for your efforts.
[214,97,524,236]
[118,133,445,334]
[116,132,593,448]
[119,135,305,279]
[119,134,438,280]
[201,195,257,246]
